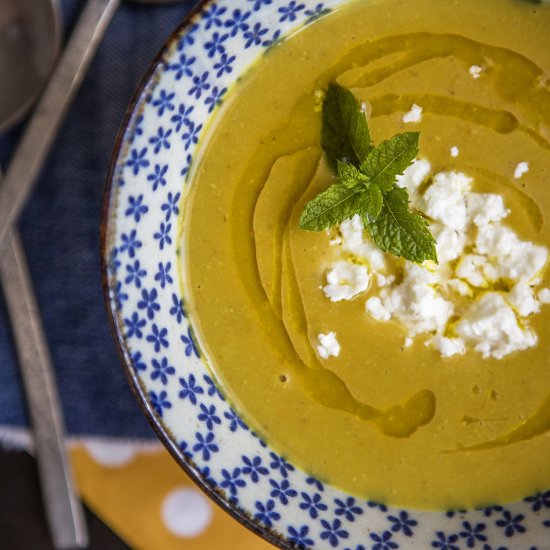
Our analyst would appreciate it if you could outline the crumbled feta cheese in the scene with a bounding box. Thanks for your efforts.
[389,286,453,335]
[366,296,391,321]
[402,104,423,123]
[376,273,395,288]
[323,261,369,302]
[456,254,489,287]
[322,163,549,360]
[476,226,548,283]
[396,158,431,199]
[419,171,472,231]
[340,215,386,270]
[405,262,440,284]
[538,288,550,304]
[404,337,413,348]
[317,332,341,359]
[447,278,472,296]
[329,236,342,246]
[514,161,529,179]
[466,193,509,226]
[507,283,540,317]
[469,65,483,79]
[475,225,515,256]
[377,265,454,335]
[456,293,537,359]
[450,146,460,157]
[429,336,466,358]
[433,225,466,264]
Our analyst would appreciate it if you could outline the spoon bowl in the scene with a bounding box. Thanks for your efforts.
[0,0,62,133]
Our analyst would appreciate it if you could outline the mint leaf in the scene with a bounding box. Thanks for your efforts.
[299,83,436,264]
[359,185,383,221]
[336,160,370,188]
[299,184,365,231]
[322,83,372,170]
[365,186,437,263]
[361,132,419,192]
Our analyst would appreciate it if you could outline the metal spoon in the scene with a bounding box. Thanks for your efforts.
[0,0,62,133]
[0,0,190,547]
[0,224,89,549]
[0,2,88,548]
[0,0,193,249]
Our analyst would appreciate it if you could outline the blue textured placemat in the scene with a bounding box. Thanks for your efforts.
[0,0,195,438]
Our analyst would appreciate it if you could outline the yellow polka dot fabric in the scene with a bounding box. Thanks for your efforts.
[70,443,273,549]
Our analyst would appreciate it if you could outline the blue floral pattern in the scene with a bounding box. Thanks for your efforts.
[103,1,550,548]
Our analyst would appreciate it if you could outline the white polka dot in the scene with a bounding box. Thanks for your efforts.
[161,487,213,538]
[85,441,137,468]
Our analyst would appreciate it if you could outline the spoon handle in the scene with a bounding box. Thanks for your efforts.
[0,227,88,549]
[0,0,120,547]
[0,0,121,251]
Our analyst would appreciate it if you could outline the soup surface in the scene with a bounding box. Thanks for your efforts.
[183,0,550,509]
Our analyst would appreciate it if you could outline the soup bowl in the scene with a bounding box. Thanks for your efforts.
[101,1,550,547]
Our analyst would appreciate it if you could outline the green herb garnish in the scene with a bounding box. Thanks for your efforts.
[299,83,437,264]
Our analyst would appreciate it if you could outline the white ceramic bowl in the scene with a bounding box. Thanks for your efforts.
[101,1,550,547]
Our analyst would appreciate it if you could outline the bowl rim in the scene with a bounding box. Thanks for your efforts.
[99,1,288,547]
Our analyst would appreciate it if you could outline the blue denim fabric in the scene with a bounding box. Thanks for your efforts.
[0,0,196,437]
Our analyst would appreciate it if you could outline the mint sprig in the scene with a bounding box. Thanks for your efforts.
[299,83,437,264]
[322,82,373,170]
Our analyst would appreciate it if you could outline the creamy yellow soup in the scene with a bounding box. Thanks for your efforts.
[182,0,550,509]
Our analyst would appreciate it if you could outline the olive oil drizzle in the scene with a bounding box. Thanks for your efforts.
[229,31,550,441]
[333,32,550,133]
[452,392,550,451]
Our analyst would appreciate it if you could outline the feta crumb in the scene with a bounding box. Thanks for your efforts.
[419,171,472,231]
[402,104,423,123]
[456,293,537,359]
[433,225,466,263]
[466,193,509,226]
[476,226,548,283]
[429,336,466,358]
[390,286,453,335]
[366,296,391,321]
[450,146,460,157]
[447,278,471,296]
[507,283,540,317]
[317,332,341,359]
[406,262,440,284]
[475,225,515,256]
[376,273,395,288]
[514,161,529,179]
[404,337,413,348]
[456,254,489,287]
[469,65,483,79]
[396,158,431,200]
[329,236,342,246]
[538,288,550,304]
[323,261,369,302]
[340,215,386,270]
[377,265,454,335]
